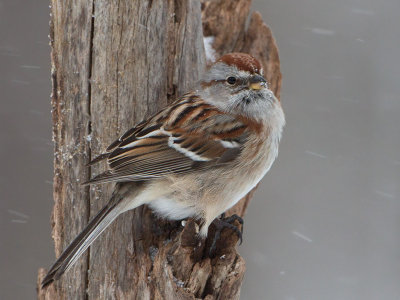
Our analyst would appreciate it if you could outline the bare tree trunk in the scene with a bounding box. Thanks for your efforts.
[37,0,281,299]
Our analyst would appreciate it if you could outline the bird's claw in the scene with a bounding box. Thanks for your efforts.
[208,214,244,257]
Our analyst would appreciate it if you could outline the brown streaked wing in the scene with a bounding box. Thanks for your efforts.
[85,94,251,184]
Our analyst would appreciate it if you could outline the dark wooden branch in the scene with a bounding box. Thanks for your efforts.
[37,0,281,299]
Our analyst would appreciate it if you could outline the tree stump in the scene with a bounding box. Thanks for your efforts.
[37,0,281,299]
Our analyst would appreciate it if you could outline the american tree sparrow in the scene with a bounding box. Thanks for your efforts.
[42,52,285,287]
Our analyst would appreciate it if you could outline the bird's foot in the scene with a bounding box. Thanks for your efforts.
[208,214,244,257]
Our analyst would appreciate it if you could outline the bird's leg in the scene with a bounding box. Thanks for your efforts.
[208,213,244,257]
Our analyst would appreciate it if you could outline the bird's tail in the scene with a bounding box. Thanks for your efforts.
[41,182,142,288]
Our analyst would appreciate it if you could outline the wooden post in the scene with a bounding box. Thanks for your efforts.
[37,0,281,299]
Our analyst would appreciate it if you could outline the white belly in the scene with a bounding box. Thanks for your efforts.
[149,197,198,220]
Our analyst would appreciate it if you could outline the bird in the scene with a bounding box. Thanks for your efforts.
[41,52,285,287]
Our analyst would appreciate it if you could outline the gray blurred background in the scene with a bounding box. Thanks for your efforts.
[1,0,399,299]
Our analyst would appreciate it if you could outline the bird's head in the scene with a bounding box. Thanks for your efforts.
[198,52,278,122]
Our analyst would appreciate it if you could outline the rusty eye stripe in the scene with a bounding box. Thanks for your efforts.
[201,77,248,88]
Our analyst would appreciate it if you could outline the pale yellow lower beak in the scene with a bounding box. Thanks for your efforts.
[249,75,267,90]
[249,82,266,90]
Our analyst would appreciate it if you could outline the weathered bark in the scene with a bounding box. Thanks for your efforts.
[37,0,281,299]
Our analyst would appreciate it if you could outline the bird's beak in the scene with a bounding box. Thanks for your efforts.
[249,75,267,90]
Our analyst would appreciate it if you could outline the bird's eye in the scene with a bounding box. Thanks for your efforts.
[226,76,237,85]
